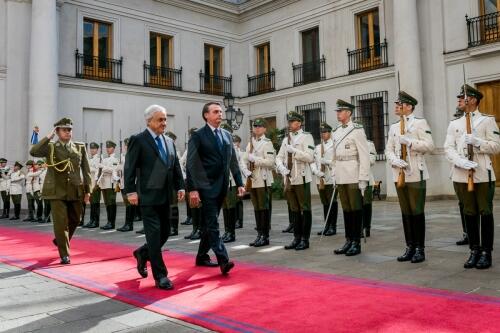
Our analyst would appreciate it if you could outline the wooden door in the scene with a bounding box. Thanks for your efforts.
[477,80,500,186]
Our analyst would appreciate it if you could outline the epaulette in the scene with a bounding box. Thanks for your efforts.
[353,123,363,129]
[481,113,494,117]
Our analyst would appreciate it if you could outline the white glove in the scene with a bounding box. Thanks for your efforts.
[391,159,408,168]
[286,145,298,154]
[247,153,256,163]
[112,175,121,182]
[278,165,290,176]
[359,180,368,192]
[464,134,484,147]
[399,135,413,146]
[320,157,331,165]
[316,171,325,178]
[455,158,478,170]
[243,169,252,177]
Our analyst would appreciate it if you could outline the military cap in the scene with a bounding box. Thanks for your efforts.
[320,122,333,132]
[457,84,483,100]
[123,138,130,145]
[106,140,116,148]
[14,161,23,168]
[232,134,241,142]
[165,131,177,141]
[336,99,355,112]
[287,111,304,122]
[53,117,73,129]
[252,118,268,128]
[189,127,198,135]
[396,91,418,106]
[36,160,44,165]
[89,142,99,149]
[0,158,6,163]
[25,160,34,166]
[220,123,233,133]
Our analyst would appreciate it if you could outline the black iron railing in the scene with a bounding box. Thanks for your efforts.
[466,12,500,47]
[143,62,182,91]
[75,50,122,83]
[292,55,326,87]
[248,70,275,96]
[199,71,232,96]
[348,40,388,75]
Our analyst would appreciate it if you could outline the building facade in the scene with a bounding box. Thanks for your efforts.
[1,0,499,198]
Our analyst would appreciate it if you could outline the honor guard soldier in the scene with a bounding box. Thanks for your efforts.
[165,131,180,236]
[219,123,238,243]
[310,122,338,236]
[232,135,246,229]
[277,111,315,251]
[242,118,275,247]
[37,160,51,223]
[83,142,101,228]
[30,117,91,264]
[0,158,11,219]
[25,160,43,222]
[386,91,434,264]
[97,140,119,230]
[444,84,500,269]
[9,161,25,220]
[332,100,370,256]
[117,137,135,232]
[181,128,202,240]
[362,140,377,237]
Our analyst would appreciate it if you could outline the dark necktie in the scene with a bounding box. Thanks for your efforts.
[214,129,223,151]
[155,136,168,165]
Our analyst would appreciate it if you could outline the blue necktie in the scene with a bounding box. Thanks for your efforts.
[155,136,168,165]
[214,129,223,151]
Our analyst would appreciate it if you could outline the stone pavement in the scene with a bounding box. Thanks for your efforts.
[1,198,499,332]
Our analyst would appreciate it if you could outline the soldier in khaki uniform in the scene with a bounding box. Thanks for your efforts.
[30,117,91,264]
[277,111,315,250]
[9,162,24,220]
[311,122,338,236]
[83,142,101,228]
[0,158,11,219]
[98,140,119,230]
[444,84,500,269]
[331,100,370,256]
[241,118,275,247]
[361,140,377,237]
[24,160,43,222]
[386,91,434,264]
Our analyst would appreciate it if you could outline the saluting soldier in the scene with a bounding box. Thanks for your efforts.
[0,158,11,219]
[83,142,101,228]
[97,140,119,230]
[310,122,338,236]
[37,160,51,223]
[444,84,500,269]
[242,118,275,247]
[165,131,181,236]
[9,161,25,220]
[219,123,238,243]
[276,111,315,251]
[332,100,370,256]
[385,91,434,264]
[30,117,91,264]
[362,140,377,237]
[24,160,43,222]
[117,137,136,232]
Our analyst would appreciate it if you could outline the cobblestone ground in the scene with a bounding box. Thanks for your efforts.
[1,198,499,332]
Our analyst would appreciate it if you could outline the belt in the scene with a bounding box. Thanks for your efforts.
[335,155,358,161]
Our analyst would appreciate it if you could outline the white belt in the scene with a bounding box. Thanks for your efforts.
[335,155,358,161]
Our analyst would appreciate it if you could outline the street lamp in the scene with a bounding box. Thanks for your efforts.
[223,95,244,130]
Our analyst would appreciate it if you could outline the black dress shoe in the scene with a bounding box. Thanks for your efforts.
[196,259,219,267]
[135,228,145,234]
[295,239,309,251]
[284,238,300,250]
[190,229,201,240]
[475,251,492,269]
[345,242,361,256]
[464,250,480,269]
[220,261,235,275]
[117,224,133,232]
[133,250,148,278]
[223,233,235,243]
[155,276,174,290]
[456,236,469,246]
[60,256,70,264]
[411,248,425,263]
[83,221,98,228]
[254,237,269,247]
[397,247,415,262]
[100,222,114,230]
[249,235,262,246]
[334,241,352,255]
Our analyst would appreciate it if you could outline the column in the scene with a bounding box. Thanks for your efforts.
[28,0,58,136]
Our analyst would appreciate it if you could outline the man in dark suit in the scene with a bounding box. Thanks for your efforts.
[187,101,245,275]
[124,105,185,290]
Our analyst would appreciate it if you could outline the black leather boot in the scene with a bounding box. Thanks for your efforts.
[282,207,295,233]
[476,214,494,269]
[346,210,362,256]
[235,200,243,229]
[117,205,134,232]
[318,205,331,235]
[2,207,10,219]
[255,210,270,247]
[324,201,338,236]
[223,208,236,243]
[181,199,192,225]
[10,204,20,220]
[285,212,301,250]
[362,203,372,237]
[296,211,312,250]
[169,206,179,236]
[100,205,115,230]
[397,215,415,262]
[334,211,352,254]
[79,203,86,226]
[411,214,426,263]
[456,202,469,245]
[190,207,202,240]
[463,214,480,268]
[249,210,262,246]
[221,208,229,241]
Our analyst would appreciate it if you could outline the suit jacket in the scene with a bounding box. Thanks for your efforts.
[186,124,243,199]
[124,129,184,206]
[30,137,91,200]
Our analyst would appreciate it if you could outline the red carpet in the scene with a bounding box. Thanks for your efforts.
[1,226,500,333]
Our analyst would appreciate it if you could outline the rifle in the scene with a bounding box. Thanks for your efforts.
[396,72,407,189]
[115,129,122,192]
[463,65,474,192]
[245,121,254,191]
[284,114,292,192]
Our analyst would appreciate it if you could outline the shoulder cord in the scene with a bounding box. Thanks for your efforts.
[45,143,74,173]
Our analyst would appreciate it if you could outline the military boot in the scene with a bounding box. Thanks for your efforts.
[10,204,21,220]
[117,205,134,232]
[324,201,338,236]
[100,205,115,230]
[411,214,426,263]
[362,203,372,237]
[282,207,295,233]
[456,202,469,245]
[345,210,362,256]
[169,206,179,236]
[334,211,352,254]
[397,215,415,262]
[223,208,236,243]
[255,210,270,247]
[249,210,262,246]
[285,212,302,250]
[476,214,494,269]
[79,203,86,226]
[221,208,230,242]
[235,200,243,229]
[296,210,312,250]
[463,214,480,268]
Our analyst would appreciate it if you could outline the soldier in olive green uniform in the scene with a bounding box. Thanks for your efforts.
[241,118,275,247]
[30,118,91,264]
[98,140,119,230]
[0,158,11,219]
[83,142,101,228]
[220,123,238,243]
[9,162,24,220]
[386,91,434,264]
[165,131,181,236]
[445,85,500,269]
[332,100,370,257]
[277,111,315,251]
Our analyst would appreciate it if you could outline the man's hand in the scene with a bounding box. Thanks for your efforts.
[190,191,201,208]
[286,145,298,154]
[177,190,185,202]
[84,193,90,205]
[399,135,413,146]
[247,153,256,163]
[47,127,57,140]
[237,186,246,197]
[464,134,484,147]
[128,193,139,205]
[391,159,408,169]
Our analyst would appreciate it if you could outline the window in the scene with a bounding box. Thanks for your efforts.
[356,9,381,64]
[256,43,270,75]
[301,27,320,83]
[480,0,500,15]
[351,91,388,160]
[204,44,223,77]
[295,102,325,145]
[479,0,500,42]
[150,32,173,69]
[83,18,112,68]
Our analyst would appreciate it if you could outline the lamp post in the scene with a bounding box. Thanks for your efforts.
[223,95,244,130]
